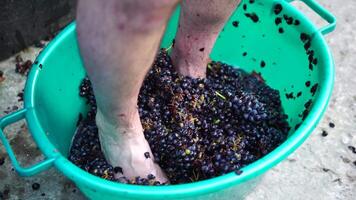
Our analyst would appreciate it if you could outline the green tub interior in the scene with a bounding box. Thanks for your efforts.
[23,0,334,199]
[33,2,328,156]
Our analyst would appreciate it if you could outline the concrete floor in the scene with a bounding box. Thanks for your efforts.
[1,0,355,199]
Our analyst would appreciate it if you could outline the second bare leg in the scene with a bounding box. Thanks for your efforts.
[171,0,241,78]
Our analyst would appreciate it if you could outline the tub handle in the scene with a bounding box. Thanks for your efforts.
[287,0,337,35]
[0,109,56,177]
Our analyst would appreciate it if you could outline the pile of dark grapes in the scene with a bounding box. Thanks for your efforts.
[69,79,164,185]
[14,55,33,76]
[69,50,290,185]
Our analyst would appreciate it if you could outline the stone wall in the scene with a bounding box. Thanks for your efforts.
[0,0,77,61]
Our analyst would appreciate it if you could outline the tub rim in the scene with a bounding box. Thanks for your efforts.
[22,1,336,199]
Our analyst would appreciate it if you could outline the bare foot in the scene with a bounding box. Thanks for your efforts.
[96,109,168,183]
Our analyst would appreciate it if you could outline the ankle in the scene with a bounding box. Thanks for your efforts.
[171,39,209,78]
[171,55,207,78]
[96,107,142,132]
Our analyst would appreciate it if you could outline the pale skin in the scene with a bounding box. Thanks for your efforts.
[77,0,241,182]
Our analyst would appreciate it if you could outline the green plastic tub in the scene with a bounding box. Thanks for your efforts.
[0,0,336,199]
